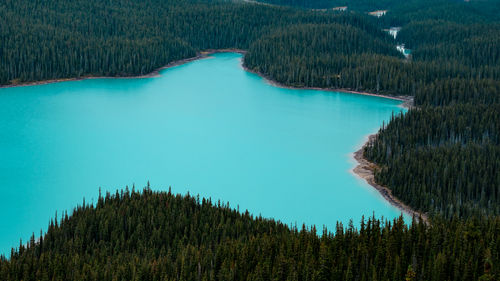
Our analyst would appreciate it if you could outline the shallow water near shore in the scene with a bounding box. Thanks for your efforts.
[0,52,406,255]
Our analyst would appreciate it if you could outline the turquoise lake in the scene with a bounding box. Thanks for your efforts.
[0,52,406,255]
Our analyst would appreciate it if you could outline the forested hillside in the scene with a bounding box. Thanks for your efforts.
[1,188,498,281]
[359,0,500,220]
[0,0,396,85]
[243,3,500,97]
[365,105,500,218]
[253,0,500,24]
[243,23,405,91]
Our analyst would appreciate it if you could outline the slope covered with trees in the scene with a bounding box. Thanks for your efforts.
[243,23,405,91]
[0,0,396,86]
[365,105,500,218]
[359,1,500,220]
[0,188,498,281]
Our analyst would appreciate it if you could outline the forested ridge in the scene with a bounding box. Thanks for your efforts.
[2,0,500,279]
[359,1,500,220]
[365,105,500,218]
[1,188,498,281]
[0,0,395,85]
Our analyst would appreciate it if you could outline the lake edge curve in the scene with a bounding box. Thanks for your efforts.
[352,134,429,223]
[0,50,420,222]
[0,49,413,106]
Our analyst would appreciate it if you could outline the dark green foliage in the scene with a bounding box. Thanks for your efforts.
[252,0,435,11]
[1,188,499,281]
[414,79,500,106]
[0,0,392,86]
[337,1,500,222]
[371,143,500,218]
[241,0,500,101]
[0,0,261,84]
[382,0,500,26]
[244,21,500,99]
[362,7,500,220]
[397,20,500,77]
[244,23,404,91]
[368,105,500,150]
[397,21,500,49]
[365,105,500,218]
[253,0,500,24]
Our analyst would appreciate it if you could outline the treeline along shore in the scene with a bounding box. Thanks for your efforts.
[0,187,497,281]
[0,49,247,89]
[1,0,500,279]
[353,134,429,223]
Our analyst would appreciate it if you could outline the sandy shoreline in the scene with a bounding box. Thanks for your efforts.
[1,48,422,222]
[241,61,423,221]
[352,134,428,223]
[243,58,423,222]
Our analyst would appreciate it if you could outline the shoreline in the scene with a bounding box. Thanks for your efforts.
[352,134,429,223]
[240,64,413,105]
[1,49,422,222]
[0,49,247,89]
[241,58,423,221]
[239,58,424,222]
[1,48,414,106]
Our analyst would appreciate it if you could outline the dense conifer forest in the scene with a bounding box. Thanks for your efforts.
[1,0,500,279]
[364,105,500,218]
[1,188,498,281]
[0,0,392,85]
[358,0,500,221]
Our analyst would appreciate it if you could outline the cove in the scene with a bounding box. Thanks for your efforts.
[0,52,406,255]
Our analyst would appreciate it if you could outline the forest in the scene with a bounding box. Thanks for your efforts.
[1,0,500,279]
[0,0,392,85]
[364,105,500,218]
[359,1,500,220]
[0,188,498,281]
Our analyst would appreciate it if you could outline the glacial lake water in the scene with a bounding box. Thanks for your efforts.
[0,52,406,255]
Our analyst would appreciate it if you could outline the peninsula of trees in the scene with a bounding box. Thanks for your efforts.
[1,187,497,281]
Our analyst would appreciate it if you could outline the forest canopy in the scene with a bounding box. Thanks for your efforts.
[0,187,497,281]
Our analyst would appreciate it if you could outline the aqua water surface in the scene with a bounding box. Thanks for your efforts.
[0,53,406,255]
